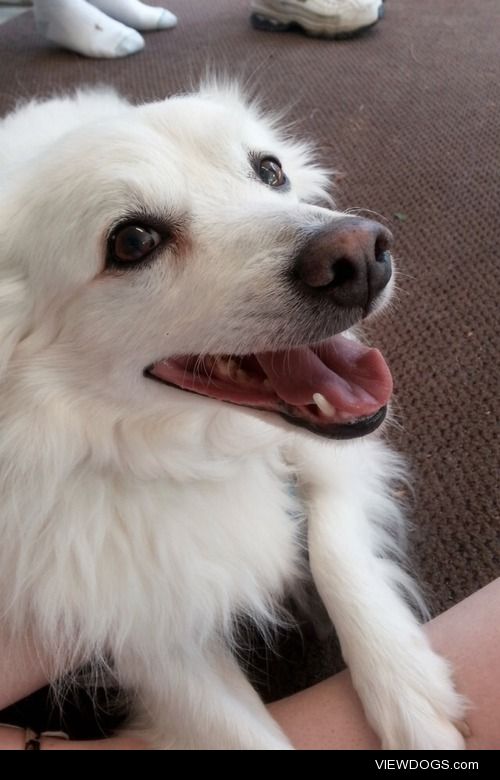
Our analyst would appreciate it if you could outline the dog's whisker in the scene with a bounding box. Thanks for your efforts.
[393,270,417,282]
[344,207,390,225]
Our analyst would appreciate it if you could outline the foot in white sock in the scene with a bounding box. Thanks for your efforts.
[33,0,145,58]
[90,0,177,30]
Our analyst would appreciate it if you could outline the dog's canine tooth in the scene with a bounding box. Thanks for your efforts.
[312,392,336,417]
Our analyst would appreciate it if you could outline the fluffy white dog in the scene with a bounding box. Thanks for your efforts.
[0,84,466,749]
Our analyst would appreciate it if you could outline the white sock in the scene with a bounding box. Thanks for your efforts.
[89,0,177,30]
[33,0,145,58]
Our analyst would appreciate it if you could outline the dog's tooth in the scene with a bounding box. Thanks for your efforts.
[236,368,249,382]
[213,357,239,380]
[262,378,271,389]
[337,410,357,422]
[212,358,227,378]
[312,393,336,417]
[226,358,239,380]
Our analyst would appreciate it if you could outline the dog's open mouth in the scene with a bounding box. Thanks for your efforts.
[146,333,392,439]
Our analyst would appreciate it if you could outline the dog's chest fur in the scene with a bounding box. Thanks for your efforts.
[3,444,304,661]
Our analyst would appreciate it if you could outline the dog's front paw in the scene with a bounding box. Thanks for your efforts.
[380,711,466,751]
[361,648,468,750]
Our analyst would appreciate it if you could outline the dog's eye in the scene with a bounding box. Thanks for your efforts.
[257,156,286,187]
[108,224,162,265]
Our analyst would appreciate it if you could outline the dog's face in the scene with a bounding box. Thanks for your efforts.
[0,85,393,439]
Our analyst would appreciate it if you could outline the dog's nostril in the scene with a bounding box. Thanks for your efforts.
[376,248,391,265]
[331,258,357,288]
[374,234,391,264]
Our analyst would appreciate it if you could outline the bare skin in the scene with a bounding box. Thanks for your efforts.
[1,579,499,749]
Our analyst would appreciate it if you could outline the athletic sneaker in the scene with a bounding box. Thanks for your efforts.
[250,0,384,39]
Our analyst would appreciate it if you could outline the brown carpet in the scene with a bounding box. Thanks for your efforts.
[0,0,499,728]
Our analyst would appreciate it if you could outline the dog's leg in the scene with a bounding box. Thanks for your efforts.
[291,437,467,750]
[118,646,293,750]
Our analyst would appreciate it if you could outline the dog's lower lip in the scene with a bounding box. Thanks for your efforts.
[279,405,387,439]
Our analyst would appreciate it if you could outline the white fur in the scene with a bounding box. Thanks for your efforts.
[0,85,465,749]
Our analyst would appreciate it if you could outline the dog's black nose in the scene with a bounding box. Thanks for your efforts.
[294,217,393,311]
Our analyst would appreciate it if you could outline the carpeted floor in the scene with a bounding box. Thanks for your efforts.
[0,0,498,738]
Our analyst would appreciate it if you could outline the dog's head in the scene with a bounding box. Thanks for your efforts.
[0,84,394,441]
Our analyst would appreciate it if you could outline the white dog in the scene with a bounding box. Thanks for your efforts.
[0,84,466,749]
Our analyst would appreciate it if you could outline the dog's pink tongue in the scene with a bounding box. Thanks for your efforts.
[257,335,392,415]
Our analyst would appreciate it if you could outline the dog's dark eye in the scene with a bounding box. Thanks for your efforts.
[257,156,286,187]
[108,224,162,265]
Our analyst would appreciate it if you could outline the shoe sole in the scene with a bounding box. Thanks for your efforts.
[251,2,384,39]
